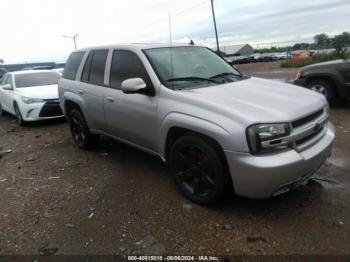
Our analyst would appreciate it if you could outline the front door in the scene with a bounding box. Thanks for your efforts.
[104,50,158,152]
[0,75,15,114]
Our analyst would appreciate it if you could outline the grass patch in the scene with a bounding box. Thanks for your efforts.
[281,51,345,68]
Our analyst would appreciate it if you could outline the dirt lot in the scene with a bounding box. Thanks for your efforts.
[236,61,298,82]
[1,63,350,257]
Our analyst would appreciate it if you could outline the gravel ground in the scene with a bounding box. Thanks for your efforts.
[236,61,298,82]
[0,63,349,257]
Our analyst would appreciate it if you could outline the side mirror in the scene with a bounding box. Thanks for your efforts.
[2,84,13,90]
[121,78,147,94]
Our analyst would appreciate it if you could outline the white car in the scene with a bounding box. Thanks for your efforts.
[0,70,63,125]
[53,68,64,75]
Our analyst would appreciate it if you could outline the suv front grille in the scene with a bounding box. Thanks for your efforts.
[295,126,324,146]
[292,109,324,129]
[263,107,328,153]
[291,108,328,151]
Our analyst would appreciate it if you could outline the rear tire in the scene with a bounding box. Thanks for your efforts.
[68,109,99,149]
[307,79,335,105]
[168,135,229,205]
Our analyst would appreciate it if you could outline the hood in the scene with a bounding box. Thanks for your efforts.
[302,59,346,70]
[181,77,326,125]
[15,84,59,100]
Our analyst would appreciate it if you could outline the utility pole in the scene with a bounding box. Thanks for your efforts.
[62,34,78,50]
[210,0,220,56]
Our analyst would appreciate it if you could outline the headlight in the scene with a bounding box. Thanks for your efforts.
[295,70,302,80]
[21,96,45,104]
[246,123,291,154]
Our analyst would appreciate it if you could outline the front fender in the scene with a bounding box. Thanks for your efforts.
[61,91,88,117]
[158,112,233,159]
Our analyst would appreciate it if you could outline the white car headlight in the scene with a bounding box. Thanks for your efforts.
[21,96,45,104]
[246,123,291,154]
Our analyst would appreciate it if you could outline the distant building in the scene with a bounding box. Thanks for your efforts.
[222,44,254,56]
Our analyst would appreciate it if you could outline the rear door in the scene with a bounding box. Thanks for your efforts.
[75,49,108,131]
[103,49,158,152]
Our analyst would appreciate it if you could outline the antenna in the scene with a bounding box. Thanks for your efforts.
[169,12,174,86]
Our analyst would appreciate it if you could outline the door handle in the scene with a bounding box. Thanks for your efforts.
[77,89,84,95]
[106,97,115,103]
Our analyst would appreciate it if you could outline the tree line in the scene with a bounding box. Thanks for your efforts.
[255,31,350,56]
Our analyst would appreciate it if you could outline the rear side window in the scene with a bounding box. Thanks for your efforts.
[109,50,151,89]
[62,51,85,80]
[81,51,93,82]
[81,49,108,85]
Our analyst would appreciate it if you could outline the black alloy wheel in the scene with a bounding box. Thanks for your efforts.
[169,136,228,205]
[68,109,99,149]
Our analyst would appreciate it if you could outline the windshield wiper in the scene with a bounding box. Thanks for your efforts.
[209,72,242,79]
[166,76,219,84]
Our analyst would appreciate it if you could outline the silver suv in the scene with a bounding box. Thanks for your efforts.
[59,44,335,204]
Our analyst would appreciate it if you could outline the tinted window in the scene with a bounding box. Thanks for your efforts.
[15,72,61,88]
[91,50,108,85]
[80,50,108,85]
[81,51,93,82]
[110,50,151,89]
[62,51,85,80]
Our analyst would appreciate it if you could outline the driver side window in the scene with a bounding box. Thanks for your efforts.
[109,50,152,90]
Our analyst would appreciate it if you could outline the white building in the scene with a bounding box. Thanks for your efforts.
[221,44,254,56]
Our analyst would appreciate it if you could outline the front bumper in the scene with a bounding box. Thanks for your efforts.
[21,101,64,121]
[225,122,335,199]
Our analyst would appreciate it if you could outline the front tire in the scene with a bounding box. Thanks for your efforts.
[0,103,5,116]
[14,103,25,126]
[307,79,335,105]
[168,135,229,205]
[68,109,99,149]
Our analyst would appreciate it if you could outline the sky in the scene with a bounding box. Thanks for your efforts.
[0,0,349,63]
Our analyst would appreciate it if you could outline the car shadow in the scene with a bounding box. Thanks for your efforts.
[0,112,66,129]
[90,135,327,216]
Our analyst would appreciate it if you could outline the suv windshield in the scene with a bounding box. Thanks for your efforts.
[144,46,244,89]
[15,72,61,88]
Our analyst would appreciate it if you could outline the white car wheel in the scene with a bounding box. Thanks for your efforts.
[0,103,4,116]
[14,103,25,126]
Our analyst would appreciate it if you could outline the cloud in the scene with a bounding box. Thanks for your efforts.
[0,0,349,63]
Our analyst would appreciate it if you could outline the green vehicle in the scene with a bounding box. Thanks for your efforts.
[294,59,350,104]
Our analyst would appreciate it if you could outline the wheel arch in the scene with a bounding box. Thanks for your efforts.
[305,73,344,98]
[64,99,82,116]
[159,113,232,160]
[163,126,235,194]
[62,92,87,117]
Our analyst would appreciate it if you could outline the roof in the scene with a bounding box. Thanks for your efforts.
[74,43,199,52]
